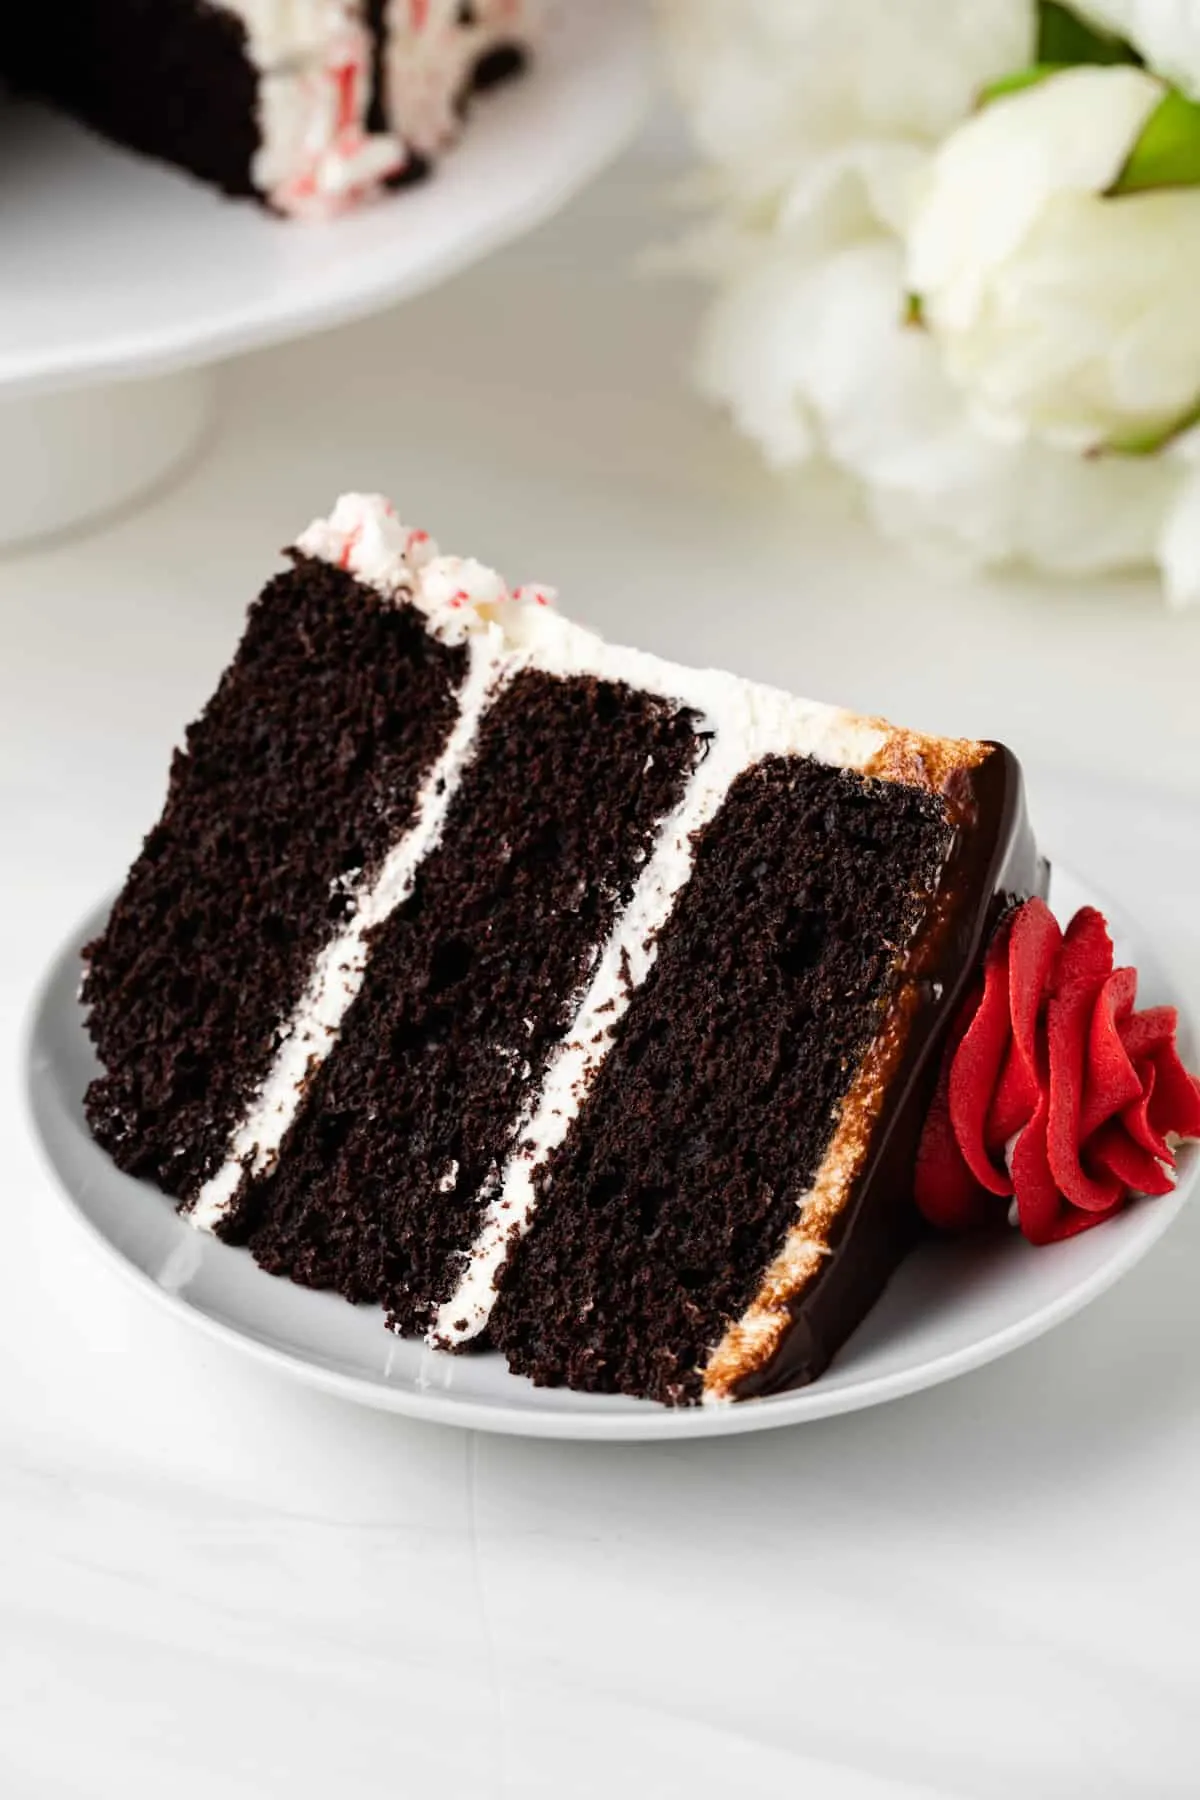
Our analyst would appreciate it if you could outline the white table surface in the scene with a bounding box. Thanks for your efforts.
[5,127,1200,1799]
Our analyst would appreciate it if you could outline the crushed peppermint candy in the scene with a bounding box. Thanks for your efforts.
[421,556,512,615]
[265,23,405,220]
[295,493,558,642]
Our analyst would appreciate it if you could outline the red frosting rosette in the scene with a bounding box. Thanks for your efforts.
[915,898,1200,1245]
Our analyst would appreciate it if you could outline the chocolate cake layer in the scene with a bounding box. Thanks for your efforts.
[727,744,1040,1399]
[2,1,261,199]
[83,558,465,1197]
[365,0,390,133]
[236,671,702,1323]
[490,756,962,1405]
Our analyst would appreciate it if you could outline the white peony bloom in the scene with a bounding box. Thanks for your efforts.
[698,234,1175,574]
[1079,1,1200,99]
[660,1,1200,601]
[658,0,1033,229]
[906,65,1200,453]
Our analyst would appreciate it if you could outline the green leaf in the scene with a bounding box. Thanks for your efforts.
[903,292,924,328]
[1036,1,1140,67]
[1106,394,1200,457]
[978,6,1143,114]
[978,62,1068,109]
[1111,88,1200,195]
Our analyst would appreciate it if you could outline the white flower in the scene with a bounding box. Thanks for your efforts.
[660,0,1200,600]
[658,0,1032,230]
[907,65,1200,452]
[698,234,1175,574]
[1078,0,1200,98]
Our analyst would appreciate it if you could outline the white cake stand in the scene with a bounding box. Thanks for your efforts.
[0,0,648,548]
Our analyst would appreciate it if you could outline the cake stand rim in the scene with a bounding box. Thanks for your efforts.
[0,0,650,402]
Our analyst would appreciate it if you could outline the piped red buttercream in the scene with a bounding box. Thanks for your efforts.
[915,898,1200,1245]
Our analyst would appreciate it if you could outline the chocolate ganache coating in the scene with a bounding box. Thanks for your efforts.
[733,743,1046,1400]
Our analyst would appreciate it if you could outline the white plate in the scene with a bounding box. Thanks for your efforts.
[24,865,1195,1440]
[0,0,647,399]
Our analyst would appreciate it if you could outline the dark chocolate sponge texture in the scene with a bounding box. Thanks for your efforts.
[236,670,701,1324]
[496,742,1039,1401]
[1,2,262,199]
[82,559,464,1197]
[490,757,956,1404]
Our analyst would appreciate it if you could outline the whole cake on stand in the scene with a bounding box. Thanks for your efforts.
[1,1,539,218]
[0,0,645,547]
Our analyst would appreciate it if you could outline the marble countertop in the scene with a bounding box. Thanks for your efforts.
[5,132,1200,1798]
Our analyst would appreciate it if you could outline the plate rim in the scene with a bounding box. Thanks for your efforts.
[0,0,649,399]
[22,864,1196,1442]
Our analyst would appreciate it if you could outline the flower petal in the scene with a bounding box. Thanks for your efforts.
[1081,2,1200,104]
[1158,466,1200,609]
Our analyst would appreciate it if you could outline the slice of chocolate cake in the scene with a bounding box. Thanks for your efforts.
[0,1,536,217]
[82,494,1042,1404]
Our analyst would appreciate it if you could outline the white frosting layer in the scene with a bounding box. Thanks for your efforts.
[188,631,511,1231]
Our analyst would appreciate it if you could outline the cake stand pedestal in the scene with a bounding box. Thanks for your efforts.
[0,373,213,547]
[0,0,646,550]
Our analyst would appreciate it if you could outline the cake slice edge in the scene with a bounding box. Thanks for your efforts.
[702,741,1041,1402]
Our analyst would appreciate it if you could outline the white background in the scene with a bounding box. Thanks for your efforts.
[4,125,1200,1797]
